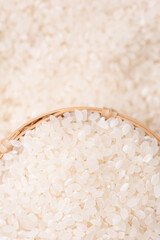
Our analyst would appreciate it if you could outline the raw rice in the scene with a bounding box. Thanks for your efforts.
[0,0,160,140]
[0,110,160,239]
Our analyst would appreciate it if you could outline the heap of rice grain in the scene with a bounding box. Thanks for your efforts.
[0,110,160,240]
[1,0,160,141]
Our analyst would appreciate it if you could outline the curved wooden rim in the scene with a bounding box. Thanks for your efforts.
[0,107,160,159]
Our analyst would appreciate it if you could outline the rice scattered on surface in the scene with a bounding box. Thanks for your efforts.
[0,0,160,140]
[0,111,160,239]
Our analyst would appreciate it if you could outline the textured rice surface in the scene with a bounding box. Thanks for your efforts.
[0,111,160,239]
[0,0,160,140]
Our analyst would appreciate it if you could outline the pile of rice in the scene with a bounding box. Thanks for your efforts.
[0,0,160,141]
[0,110,160,239]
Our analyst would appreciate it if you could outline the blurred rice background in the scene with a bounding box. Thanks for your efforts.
[0,0,160,140]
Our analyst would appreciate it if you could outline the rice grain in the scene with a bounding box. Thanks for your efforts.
[0,111,160,239]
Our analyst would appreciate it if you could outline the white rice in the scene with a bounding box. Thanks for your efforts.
[0,0,160,141]
[0,111,160,239]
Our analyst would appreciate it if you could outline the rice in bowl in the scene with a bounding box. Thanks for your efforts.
[0,110,160,239]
